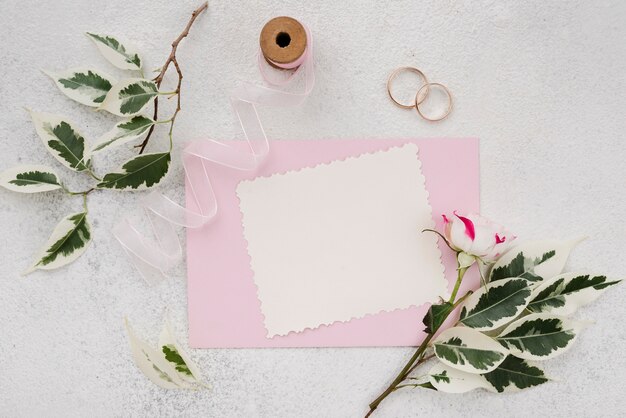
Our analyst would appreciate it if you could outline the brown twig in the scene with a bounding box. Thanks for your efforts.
[137,1,208,154]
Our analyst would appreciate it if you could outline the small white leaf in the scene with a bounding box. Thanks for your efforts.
[92,116,154,153]
[86,33,142,70]
[433,326,509,374]
[28,110,91,172]
[99,79,158,117]
[428,362,489,393]
[124,318,190,389]
[159,318,206,386]
[0,165,62,193]
[43,68,116,107]
[24,212,91,274]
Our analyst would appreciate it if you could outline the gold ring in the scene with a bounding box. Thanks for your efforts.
[386,67,429,109]
[415,82,453,122]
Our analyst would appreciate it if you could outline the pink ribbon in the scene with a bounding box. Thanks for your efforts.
[113,23,315,284]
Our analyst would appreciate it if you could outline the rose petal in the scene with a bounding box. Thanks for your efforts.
[454,212,476,241]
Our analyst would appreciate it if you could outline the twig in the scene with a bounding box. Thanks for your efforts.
[137,1,208,154]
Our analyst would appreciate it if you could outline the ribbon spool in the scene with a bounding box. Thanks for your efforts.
[260,16,308,69]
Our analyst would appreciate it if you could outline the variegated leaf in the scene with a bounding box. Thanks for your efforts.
[43,68,116,107]
[428,362,489,393]
[86,33,142,70]
[124,318,191,389]
[433,327,509,374]
[496,313,586,360]
[159,318,205,386]
[29,111,90,172]
[99,79,157,116]
[92,116,154,153]
[0,165,62,193]
[24,212,91,274]
[481,355,550,393]
[428,356,550,394]
[459,278,533,331]
[489,239,582,283]
[527,272,621,315]
[96,152,171,190]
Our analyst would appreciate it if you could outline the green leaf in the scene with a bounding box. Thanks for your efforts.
[96,152,170,190]
[44,68,115,107]
[99,79,157,116]
[92,116,155,153]
[496,314,585,360]
[423,301,453,334]
[482,355,550,393]
[428,362,489,393]
[24,212,91,274]
[459,278,533,331]
[489,239,582,283]
[86,33,142,70]
[433,326,508,374]
[29,111,90,172]
[0,165,62,193]
[528,272,621,315]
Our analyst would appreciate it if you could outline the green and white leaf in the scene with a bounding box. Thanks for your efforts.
[159,318,206,387]
[0,165,62,193]
[496,313,586,360]
[490,239,583,283]
[433,326,509,374]
[124,318,191,390]
[428,362,490,393]
[96,152,170,190]
[528,272,621,315]
[92,116,154,153]
[429,356,550,394]
[29,111,90,172]
[481,355,550,393]
[459,278,533,331]
[24,212,91,274]
[86,33,142,70]
[99,78,157,116]
[43,68,116,107]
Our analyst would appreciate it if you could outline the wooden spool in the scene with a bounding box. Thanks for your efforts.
[259,16,307,68]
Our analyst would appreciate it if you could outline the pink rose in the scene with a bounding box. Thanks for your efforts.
[442,212,514,267]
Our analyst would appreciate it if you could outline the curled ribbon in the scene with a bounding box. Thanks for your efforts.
[113,24,315,284]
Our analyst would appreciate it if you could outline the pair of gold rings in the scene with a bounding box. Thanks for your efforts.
[386,67,453,122]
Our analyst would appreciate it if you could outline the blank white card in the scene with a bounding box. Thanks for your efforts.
[237,144,447,337]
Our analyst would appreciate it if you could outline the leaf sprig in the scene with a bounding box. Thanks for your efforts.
[366,239,621,416]
[0,2,208,274]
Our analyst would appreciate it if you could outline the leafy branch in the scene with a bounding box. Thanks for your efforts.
[364,238,621,416]
[0,2,208,274]
[137,1,208,154]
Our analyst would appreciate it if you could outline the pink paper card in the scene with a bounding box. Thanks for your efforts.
[186,138,479,348]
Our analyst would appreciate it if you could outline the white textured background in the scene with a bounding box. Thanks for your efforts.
[1,1,625,417]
